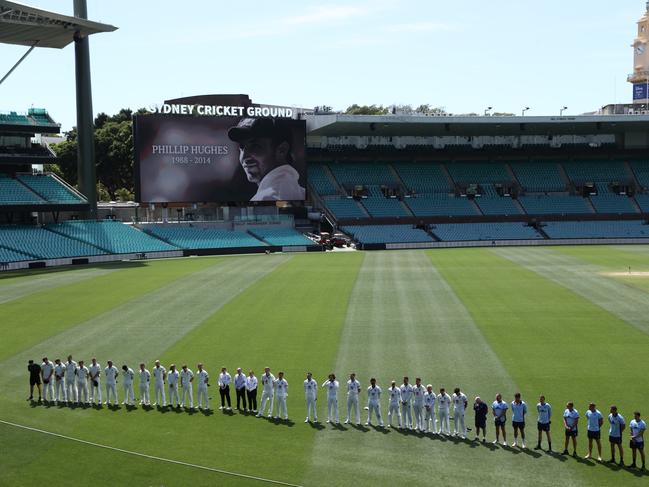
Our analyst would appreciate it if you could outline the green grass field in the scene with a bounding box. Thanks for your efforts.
[1,247,648,486]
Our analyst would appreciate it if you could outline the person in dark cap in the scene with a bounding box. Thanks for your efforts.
[27,360,42,402]
[228,117,305,201]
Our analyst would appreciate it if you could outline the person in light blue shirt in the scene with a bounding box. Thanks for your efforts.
[511,393,528,448]
[535,395,552,452]
[562,402,580,457]
[585,403,604,461]
[607,405,626,466]
[629,411,646,470]
[491,393,509,446]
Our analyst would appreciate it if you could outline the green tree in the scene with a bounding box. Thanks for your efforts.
[51,109,142,200]
[344,104,389,115]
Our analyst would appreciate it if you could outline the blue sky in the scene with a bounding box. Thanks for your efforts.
[0,0,644,130]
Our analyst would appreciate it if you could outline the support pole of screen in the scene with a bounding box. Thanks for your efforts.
[0,42,37,86]
[74,0,98,218]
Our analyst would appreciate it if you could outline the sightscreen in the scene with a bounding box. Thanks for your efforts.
[134,115,306,203]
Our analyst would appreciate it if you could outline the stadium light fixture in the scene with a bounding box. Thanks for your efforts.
[560,106,568,116]
[521,107,530,116]
[484,107,493,116]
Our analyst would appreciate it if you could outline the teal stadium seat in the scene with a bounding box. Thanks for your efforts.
[543,220,649,239]
[341,225,434,244]
[446,162,512,184]
[18,174,85,203]
[247,227,313,246]
[47,221,177,254]
[562,160,629,184]
[0,225,105,259]
[432,223,543,241]
[519,195,593,215]
[144,225,265,249]
[630,160,649,189]
[307,164,339,196]
[0,246,34,263]
[0,175,46,204]
[405,194,480,217]
[511,161,566,192]
[392,162,452,193]
[322,197,368,219]
[634,194,649,212]
[328,162,398,187]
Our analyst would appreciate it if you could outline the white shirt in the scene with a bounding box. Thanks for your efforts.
[104,366,118,385]
[139,369,151,385]
[304,378,318,399]
[347,379,361,398]
[76,366,89,383]
[400,384,413,403]
[563,409,580,428]
[630,419,646,443]
[251,164,305,202]
[89,363,101,381]
[261,373,275,393]
[367,385,381,405]
[41,362,54,380]
[218,372,231,388]
[167,370,179,386]
[438,393,452,412]
[122,368,135,386]
[275,378,288,397]
[424,391,437,409]
[453,392,468,412]
[54,363,66,379]
[153,365,166,383]
[388,387,402,405]
[413,385,426,406]
[65,360,78,381]
[197,370,209,387]
[246,375,258,391]
[180,369,193,386]
[322,380,339,399]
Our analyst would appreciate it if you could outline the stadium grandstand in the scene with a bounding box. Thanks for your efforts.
[4,103,649,268]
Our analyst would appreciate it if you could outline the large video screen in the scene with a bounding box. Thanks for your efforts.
[134,114,306,203]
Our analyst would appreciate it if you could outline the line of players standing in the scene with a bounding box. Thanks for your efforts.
[27,359,646,470]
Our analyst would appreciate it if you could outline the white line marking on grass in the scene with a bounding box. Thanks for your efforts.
[0,419,303,487]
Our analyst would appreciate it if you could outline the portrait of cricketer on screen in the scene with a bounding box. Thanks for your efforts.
[228,117,305,202]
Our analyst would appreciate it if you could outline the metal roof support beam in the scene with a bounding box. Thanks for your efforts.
[73,0,97,218]
[0,42,36,86]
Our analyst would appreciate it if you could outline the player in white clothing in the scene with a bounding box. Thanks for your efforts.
[88,358,102,405]
[304,372,318,423]
[412,378,426,431]
[180,364,194,409]
[321,373,340,424]
[40,357,54,403]
[121,365,135,406]
[104,360,119,406]
[138,363,151,406]
[274,371,289,420]
[152,360,166,407]
[167,364,180,407]
[257,367,275,418]
[453,387,468,438]
[196,363,210,410]
[400,377,414,430]
[366,378,383,427]
[76,360,90,405]
[345,373,361,425]
[386,381,402,428]
[53,359,66,404]
[64,355,78,404]
[424,385,437,433]
[437,388,452,435]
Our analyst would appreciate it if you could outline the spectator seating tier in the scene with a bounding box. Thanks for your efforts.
[543,220,649,239]
[446,162,512,184]
[392,162,452,193]
[341,225,434,244]
[432,223,544,241]
[144,225,265,249]
[511,161,566,192]
[519,195,593,215]
[0,225,105,259]
[17,174,85,203]
[247,227,313,246]
[405,194,480,217]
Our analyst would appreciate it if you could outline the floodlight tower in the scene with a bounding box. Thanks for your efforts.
[73,0,97,217]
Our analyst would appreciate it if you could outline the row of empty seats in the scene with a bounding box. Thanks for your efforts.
[247,227,314,246]
[0,174,85,204]
[431,223,543,241]
[144,226,265,249]
[341,225,433,244]
[543,220,649,239]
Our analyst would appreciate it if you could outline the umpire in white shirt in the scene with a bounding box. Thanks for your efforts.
[234,368,247,411]
[218,367,232,410]
[246,370,258,413]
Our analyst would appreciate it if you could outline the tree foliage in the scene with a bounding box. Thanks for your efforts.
[51,108,146,200]
[344,104,389,115]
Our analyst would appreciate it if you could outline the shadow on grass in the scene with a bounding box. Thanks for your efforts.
[307,421,326,431]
